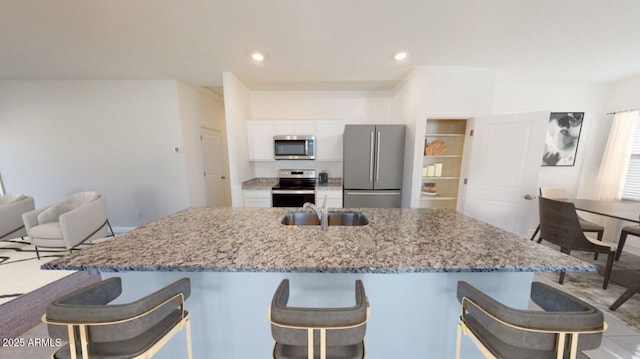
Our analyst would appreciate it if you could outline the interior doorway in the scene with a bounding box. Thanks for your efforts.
[200,127,231,207]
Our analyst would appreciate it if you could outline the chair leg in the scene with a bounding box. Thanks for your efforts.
[106,219,115,237]
[615,231,629,261]
[456,321,462,359]
[559,271,566,284]
[602,251,615,289]
[530,224,540,241]
[610,286,639,311]
[186,317,193,359]
[35,246,40,260]
[593,230,604,260]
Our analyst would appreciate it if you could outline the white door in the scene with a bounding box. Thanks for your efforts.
[463,112,548,236]
[201,127,230,207]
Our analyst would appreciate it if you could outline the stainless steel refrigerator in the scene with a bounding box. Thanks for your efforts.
[343,125,405,208]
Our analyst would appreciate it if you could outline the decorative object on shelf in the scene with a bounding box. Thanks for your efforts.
[424,139,446,156]
[422,182,437,195]
[427,165,435,177]
[541,112,584,166]
[434,163,443,177]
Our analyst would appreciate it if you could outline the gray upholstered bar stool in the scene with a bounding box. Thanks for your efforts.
[268,279,369,359]
[43,277,192,359]
[456,281,606,359]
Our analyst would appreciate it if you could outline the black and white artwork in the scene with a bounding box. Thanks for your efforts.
[541,112,584,166]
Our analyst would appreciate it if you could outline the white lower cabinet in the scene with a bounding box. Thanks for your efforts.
[316,189,343,208]
[243,190,272,207]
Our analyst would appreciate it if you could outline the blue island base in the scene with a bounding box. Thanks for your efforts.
[101,271,534,358]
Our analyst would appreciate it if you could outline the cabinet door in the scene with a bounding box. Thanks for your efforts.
[247,121,274,160]
[316,189,343,208]
[294,120,316,136]
[316,120,344,161]
[243,190,272,207]
[273,120,295,135]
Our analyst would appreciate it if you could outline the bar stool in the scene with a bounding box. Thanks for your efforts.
[615,225,640,261]
[268,279,369,359]
[456,281,606,359]
[43,277,192,359]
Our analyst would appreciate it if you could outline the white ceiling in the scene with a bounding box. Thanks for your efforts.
[1,0,639,90]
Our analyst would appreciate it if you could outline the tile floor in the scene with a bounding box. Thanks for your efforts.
[535,273,640,359]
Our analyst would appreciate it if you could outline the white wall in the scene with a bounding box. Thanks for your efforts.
[176,81,228,207]
[391,69,421,207]
[492,83,607,196]
[222,72,252,207]
[0,80,190,229]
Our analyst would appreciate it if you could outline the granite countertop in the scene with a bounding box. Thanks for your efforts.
[241,177,342,190]
[44,207,594,274]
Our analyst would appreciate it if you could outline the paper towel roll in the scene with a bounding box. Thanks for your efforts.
[427,165,435,177]
[422,167,428,177]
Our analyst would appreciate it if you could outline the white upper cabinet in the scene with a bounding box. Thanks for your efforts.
[274,120,316,136]
[315,120,344,161]
[247,121,274,161]
[273,121,294,134]
[293,120,316,136]
[248,119,343,161]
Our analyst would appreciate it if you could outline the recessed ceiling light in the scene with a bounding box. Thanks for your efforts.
[252,52,265,62]
[394,52,408,61]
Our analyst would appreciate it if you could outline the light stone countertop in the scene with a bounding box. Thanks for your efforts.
[43,207,595,274]
[241,177,342,190]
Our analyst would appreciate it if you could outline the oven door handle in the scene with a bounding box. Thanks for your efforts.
[272,190,316,195]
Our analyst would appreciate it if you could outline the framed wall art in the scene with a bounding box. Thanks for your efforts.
[541,112,584,166]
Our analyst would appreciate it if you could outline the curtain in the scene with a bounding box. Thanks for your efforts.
[595,110,640,201]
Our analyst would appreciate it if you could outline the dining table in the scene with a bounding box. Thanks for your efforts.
[570,199,640,224]
[568,198,640,310]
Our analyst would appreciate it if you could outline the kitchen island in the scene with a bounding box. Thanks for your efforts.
[45,207,594,358]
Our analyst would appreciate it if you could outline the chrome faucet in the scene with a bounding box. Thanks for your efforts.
[303,195,328,231]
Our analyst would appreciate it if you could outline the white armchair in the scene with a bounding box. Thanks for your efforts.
[22,191,113,259]
[0,194,35,241]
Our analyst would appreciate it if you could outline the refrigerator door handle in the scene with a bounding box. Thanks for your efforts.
[369,131,375,184]
[345,191,401,196]
[375,131,381,183]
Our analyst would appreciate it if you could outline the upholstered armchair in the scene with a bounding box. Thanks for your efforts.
[0,194,35,241]
[22,191,113,259]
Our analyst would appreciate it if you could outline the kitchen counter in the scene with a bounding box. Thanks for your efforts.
[41,207,595,359]
[240,177,278,189]
[44,207,591,273]
[241,177,343,190]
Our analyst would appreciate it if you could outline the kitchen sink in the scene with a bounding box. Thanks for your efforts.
[280,210,369,226]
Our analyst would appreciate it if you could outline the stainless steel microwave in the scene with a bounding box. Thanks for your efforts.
[274,135,315,160]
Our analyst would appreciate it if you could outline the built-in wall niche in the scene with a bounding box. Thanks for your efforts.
[420,118,469,210]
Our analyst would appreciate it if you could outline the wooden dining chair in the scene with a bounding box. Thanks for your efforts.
[537,197,616,289]
[530,188,605,249]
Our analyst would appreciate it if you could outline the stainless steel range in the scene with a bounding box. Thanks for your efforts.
[272,169,316,207]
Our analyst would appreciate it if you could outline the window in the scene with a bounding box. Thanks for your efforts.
[622,115,640,200]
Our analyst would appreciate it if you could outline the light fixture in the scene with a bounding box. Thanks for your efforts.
[252,52,265,62]
[394,52,408,61]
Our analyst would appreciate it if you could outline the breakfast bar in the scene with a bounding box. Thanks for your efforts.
[44,207,595,358]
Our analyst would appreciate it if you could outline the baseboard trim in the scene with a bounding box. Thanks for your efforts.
[112,226,136,235]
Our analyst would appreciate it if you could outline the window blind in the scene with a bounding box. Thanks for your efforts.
[622,117,640,200]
